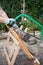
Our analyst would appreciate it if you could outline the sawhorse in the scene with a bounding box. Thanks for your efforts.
[3,25,40,65]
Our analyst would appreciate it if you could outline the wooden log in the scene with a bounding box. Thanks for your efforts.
[11,24,31,42]
[4,48,10,65]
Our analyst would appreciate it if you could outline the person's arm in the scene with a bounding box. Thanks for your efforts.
[0,17,15,25]
[0,17,6,23]
[0,7,9,23]
[0,7,16,26]
[0,7,8,19]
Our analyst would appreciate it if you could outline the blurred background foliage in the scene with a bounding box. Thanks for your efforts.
[0,0,43,31]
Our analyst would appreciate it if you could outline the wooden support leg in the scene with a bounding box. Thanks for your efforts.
[3,31,20,65]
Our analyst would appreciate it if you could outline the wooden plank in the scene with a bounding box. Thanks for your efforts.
[9,32,19,45]
[3,31,20,65]
[11,45,20,65]
[4,32,10,48]
[9,32,20,58]
[4,48,10,65]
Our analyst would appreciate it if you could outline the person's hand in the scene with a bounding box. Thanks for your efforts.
[4,18,16,27]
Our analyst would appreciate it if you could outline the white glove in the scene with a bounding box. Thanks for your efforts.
[5,18,16,24]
